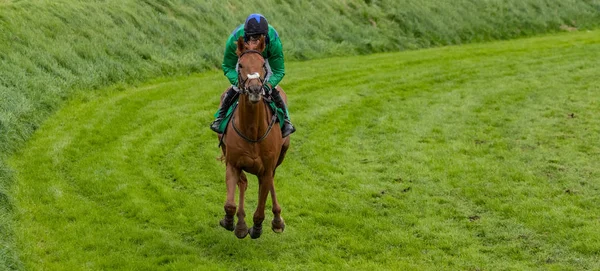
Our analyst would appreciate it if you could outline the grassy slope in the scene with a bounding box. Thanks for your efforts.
[2,0,600,268]
[9,30,600,270]
[2,0,600,163]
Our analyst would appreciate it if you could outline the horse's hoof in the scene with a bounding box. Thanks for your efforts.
[220,219,234,231]
[235,228,248,239]
[249,226,263,239]
[235,225,248,239]
[271,218,285,233]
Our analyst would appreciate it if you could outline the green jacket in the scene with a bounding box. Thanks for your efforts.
[222,24,285,88]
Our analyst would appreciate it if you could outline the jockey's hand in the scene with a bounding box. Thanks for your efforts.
[263,83,273,95]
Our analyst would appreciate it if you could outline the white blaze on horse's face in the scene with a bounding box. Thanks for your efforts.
[247,73,260,80]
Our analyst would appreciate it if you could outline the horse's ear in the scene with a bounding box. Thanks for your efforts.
[236,36,245,56]
[257,36,266,53]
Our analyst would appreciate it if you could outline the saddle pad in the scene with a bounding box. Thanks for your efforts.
[214,98,285,134]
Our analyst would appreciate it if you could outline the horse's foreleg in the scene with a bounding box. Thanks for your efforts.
[249,175,272,239]
[220,165,240,232]
[234,172,249,238]
[270,182,285,233]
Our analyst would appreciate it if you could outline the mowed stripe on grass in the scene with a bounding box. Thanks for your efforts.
[10,30,600,270]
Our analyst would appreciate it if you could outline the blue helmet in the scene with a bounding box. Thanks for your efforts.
[244,14,268,37]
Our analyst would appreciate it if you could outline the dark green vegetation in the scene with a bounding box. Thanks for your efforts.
[9,30,600,269]
[2,0,600,269]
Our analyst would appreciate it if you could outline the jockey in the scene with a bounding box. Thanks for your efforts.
[210,13,296,138]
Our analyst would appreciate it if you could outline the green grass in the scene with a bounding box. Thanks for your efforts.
[8,30,600,270]
[2,0,600,162]
[3,4,600,267]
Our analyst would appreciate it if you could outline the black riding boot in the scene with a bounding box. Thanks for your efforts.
[270,89,296,138]
[210,88,237,133]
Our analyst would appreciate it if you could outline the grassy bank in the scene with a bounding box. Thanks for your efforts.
[2,0,600,268]
[9,30,600,270]
[2,0,600,158]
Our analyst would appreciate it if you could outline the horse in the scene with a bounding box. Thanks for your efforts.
[217,35,290,239]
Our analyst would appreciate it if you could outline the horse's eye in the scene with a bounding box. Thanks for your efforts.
[239,64,243,69]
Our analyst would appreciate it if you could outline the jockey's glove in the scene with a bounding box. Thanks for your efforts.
[263,83,273,95]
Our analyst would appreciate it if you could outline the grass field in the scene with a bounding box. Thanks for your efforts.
[7,30,600,270]
[3,2,600,267]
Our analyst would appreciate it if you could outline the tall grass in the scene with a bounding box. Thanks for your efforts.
[1,0,600,269]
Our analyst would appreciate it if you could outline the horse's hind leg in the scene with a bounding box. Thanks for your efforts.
[276,137,289,168]
[270,182,285,233]
[271,139,288,232]
[234,172,249,239]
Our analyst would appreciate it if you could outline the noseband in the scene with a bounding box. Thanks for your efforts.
[237,50,267,94]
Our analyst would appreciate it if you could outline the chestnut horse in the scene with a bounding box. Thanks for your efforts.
[217,36,290,239]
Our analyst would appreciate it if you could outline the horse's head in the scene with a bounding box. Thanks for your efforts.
[236,36,267,104]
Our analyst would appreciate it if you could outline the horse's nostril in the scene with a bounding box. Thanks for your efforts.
[249,85,262,94]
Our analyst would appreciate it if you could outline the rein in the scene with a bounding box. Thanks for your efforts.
[231,106,278,143]
[230,49,276,143]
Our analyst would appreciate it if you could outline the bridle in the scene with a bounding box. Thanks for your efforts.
[236,50,268,94]
[231,49,278,143]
